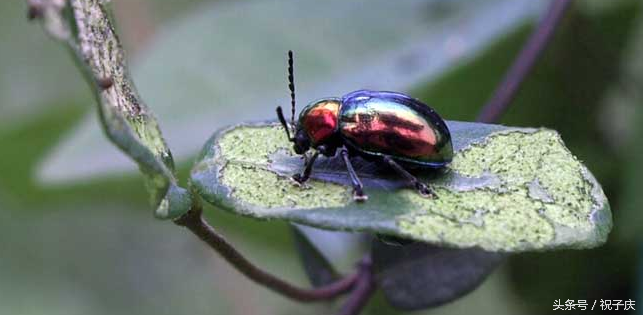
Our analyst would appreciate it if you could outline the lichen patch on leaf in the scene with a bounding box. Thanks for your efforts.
[211,124,352,213]
[191,121,611,252]
[218,125,291,166]
[396,130,609,251]
[220,164,351,211]
[398,188,555,251]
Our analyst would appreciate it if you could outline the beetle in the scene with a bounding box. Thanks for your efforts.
[276,51,453,201]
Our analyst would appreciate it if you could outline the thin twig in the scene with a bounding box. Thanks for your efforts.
[336,256,376,315]
[175,206,358,302]
[476,0,573,123]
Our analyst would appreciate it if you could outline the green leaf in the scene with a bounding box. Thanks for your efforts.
[372,238,504,310]
[39,0,544,182]
[291,226,340,287]
[191,121,611,252]
[34,0,190,219]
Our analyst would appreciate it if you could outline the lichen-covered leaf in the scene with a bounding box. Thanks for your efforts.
[372,239,505,310]
[34,0,190,219]
[191,121,611,252]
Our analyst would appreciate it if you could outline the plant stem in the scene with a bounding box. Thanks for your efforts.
[174,206,358,302]
[336,256,376,315]
[476,0,572,123]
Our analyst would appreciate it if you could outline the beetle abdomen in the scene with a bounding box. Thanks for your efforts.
[338,90,453,167]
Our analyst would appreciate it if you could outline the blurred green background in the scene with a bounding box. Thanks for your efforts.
[1,0,642,314]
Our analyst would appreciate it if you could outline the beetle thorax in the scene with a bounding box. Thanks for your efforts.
[298,98,341,147]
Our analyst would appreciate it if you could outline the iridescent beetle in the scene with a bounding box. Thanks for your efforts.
[276,51,453,201]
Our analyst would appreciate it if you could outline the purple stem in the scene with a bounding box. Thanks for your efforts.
[336,256,376,315]
[476,0,573,123]
[175,207,358,302]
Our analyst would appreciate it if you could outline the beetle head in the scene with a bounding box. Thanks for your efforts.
[276,106,310,155]
[293,129,311,154]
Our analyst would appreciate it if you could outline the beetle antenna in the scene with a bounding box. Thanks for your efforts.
[276,106,293,141]
[288,50,296,130]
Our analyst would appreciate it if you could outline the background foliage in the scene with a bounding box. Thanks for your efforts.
[0,0,641,314]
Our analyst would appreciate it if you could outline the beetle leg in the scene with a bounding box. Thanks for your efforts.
[382,156,436,198]
[340,147,368,202]
[292,150,319,184]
